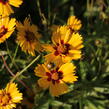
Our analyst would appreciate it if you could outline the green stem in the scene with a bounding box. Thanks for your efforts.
[37,0,41,17]
[10,55,40,82]
[10,45,19,68]
[5,41,19,70]
[48,0,50,26]
[37,0,47,27]
[79,98,82,109]
[1,55,30,90]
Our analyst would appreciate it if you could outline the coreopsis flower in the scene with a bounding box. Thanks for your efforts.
[34,62,78,96]
[0,17,16,44]
[0,82,23,109]
[16,17,42,56]
[67,16,82,31]
[43,26,83,64]
[0,0,23,16]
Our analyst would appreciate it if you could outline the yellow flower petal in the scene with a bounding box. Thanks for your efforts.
[38,78,50,89]
[8,18,16,30]
[42,44,55,52]
[4,3,14,15]
[62,74,78,83]
[59,63,76,75]
[9,0,23,7]
[68,50,82,60]
[68,33,83,48]
[49,82,69,96]
[62,55,72,63]
[69,50,81,54]
[45,53,56,62]
[59,26,71,43]
[34,64,46,77]
[67,16,82,31]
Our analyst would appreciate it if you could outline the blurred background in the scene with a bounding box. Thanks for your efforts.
[0,0,109,109]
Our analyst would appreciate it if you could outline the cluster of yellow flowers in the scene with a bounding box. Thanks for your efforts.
[0,0,23,109]
[0,0,84,108]
[34,16,83,96]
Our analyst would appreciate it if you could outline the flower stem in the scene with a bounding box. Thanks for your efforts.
[10,55,40,82]
[1,55,29,89]
[10,45,19,68]
[5,41,19,70]
[79,97,83,109]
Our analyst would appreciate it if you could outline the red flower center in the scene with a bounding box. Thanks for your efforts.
[0,0,8,4]
[54,40,70,56]
[0,26,8,38]
[46,68,63,84]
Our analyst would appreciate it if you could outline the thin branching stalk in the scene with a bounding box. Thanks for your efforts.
[5,41,19,70]
[10,55,40,82]
[1,55,30,90]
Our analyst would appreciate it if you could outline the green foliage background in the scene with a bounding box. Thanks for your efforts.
[0,0,109,109]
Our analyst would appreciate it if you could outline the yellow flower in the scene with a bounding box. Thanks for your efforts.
[0,0,23,16]
[0,82,23,109]
[67,16,82,31]
[16,17,42,56]
[43,26,83,64]
[0,17,16,44]
[34,62,78,96]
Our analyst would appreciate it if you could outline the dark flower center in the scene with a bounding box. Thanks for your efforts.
[25,30,37,42]
[0,26,8,38]
[46,68,63,84]
[54,40,70,56]
[0,92,11,106]
[0,0,8,4]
